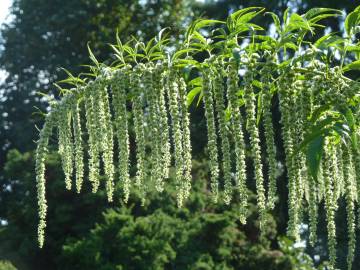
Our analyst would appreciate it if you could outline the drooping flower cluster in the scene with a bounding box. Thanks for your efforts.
[227,59,248,223]
[35,6,360,270]
[35,58,359,270]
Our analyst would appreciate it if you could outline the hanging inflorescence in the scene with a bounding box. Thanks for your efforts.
[35,6,360,270]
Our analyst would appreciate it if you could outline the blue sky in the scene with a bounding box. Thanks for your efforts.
[0,0,12,25]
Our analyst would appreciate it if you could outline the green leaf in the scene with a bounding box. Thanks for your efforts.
[283,7,290,25]
[314,34,344,49]
[343,108,358,149]
[144,38,155,54]
[173,48,199,61]
[231,7,262,19]
[294,115,337,155]
[189,77,202,87]
[344,108,356,129]
[156,27,169,43]
[225,106,231,122]
[87,43,99,68]
[187,87,202,107]
[227,7,263,32]
[235,8,264,25]
[304,8,342,20]
[252,80,262,89]
[308,14,341,25]
[266,12,281,33]
[345,6,360,36]
[285,13,312,33]
[194,19,225,31]
[345,44,360,52]
[343,60,360,72]
[306,135,324,181]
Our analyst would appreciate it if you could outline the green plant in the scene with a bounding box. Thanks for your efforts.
[0,261,17,270]
[35,6,360,270]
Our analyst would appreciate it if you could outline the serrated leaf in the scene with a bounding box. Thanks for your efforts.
[230,7,263,23]
[235,8,265,25]
[286,13,313,33]
[304,8,342,26]
[304,8,341,19]
[194,19,225,31]
[266,12,281,33]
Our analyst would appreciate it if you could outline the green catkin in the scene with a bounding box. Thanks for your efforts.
[212,60,232,204]
[202,64,220,203]
[35,114,54,248]
[352,127,360,227]
[261,60,277,210]
[178,76,192,200]
[243,57,266,230]
[91,82,105,162]
[84,84,100,192]
[131,67,147,202]
[292,78,306,220]
[278,74,299,240]
[317,162,325,203]
[34,9,360,257]
[72,98,84,193]
[332,146,342,204]
[158,66,172,181]
[308,170,318,246]
[149,65,163,192]
[342,146,356,270]
[355,146,360,227]
[111,69,131,202]
[145,64,165,192]
[335,145,344,200]
[303,78,318,246]
[57,97,74,190]
[300,78,313,206]
[99,79,115,202]
[227,60,248,223]
[323,140,337,269]
[167,69,186,207]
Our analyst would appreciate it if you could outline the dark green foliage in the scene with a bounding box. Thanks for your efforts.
[0,149,107,269]
[1,151,319,270]
[60,160,316,270]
